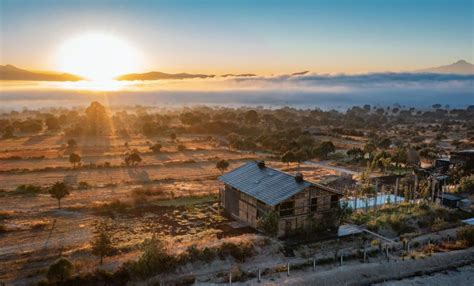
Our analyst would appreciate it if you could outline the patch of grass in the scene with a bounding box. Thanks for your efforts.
[13,184,45,196]
[457,225,474,247]
[351,202,460,236]
[155,195,217,207]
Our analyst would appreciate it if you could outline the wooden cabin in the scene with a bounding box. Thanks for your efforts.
[218,161,343,237]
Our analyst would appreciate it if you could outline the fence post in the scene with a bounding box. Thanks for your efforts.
[258,269,261,283]
[364,248,367,263]
[340,253,343,266]
[229,272,232,286]
[313,258,316,271]
[287,262,290,276]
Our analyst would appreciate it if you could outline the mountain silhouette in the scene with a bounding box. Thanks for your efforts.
[116,71,215,81]
[415,60,474,74]
[0,65,83,81]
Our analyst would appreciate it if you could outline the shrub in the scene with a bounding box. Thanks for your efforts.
[184,245,216,263]
[177,144,186,152]
[15,184,43,196]
[257,211,279,237]
[130,236,177,278]
[77,181,91,190]
[47,257,74,283]
[457,226,474,247]
[459,175,474,194]
[217,242,254,262]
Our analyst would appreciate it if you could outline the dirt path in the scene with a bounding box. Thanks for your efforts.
[375,264,474,286]
[242,247,474,286]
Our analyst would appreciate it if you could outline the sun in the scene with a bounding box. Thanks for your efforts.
[56,32,141,81]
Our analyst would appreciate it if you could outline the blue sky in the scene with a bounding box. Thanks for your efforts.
[1,0,473,73]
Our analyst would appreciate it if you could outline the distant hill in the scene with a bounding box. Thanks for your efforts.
[221,73,256,77]
[0,65,83,81]
[116,71,215,81]
[415,60,474,74]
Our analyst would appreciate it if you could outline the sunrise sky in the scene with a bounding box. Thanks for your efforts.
[1,0,473,75]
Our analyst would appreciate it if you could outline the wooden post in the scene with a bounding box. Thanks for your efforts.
[340,253,343,266]
[395,177,399,204]
[386,245,389,261]
[313,258,316,271]
[258,269,261,282]
[229,272,232,286]
[364,247,367,263]
[287,262,290,276]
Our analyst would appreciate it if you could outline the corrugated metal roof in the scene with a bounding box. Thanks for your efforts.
[218,161,341,206]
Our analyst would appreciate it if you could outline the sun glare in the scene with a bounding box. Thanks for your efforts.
[56,32,140,81]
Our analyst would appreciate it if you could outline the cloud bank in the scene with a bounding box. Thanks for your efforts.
[1,72,473,110]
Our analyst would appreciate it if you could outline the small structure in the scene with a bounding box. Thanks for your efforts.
[436,193,464,208]
[320,174,356,194]
[219,161,343,237]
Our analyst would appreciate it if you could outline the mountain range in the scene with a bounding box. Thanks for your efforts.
[0,64,83,81]
[1,60,473,81]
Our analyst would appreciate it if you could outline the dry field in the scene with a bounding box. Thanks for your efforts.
[0,132,336,284]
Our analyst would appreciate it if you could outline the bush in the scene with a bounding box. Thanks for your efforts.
[217,242,254,262]
[257,211,279,237]
[51,267,130,286]
[77,181,91,190]
[459,175,474,194]
[129,236,177,278]
[47,257,74,283]
[457,226,474,247]
[183,245,216,263]
[14,184,43,196]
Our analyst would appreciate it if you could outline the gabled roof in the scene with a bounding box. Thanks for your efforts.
[218,161,341,206]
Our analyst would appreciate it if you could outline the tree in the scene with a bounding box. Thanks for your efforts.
[149,143,162,153]
[281,151,297,167]
[67,139,77,149]
[91,223,115,264]
[49,182,70,209]
[69,152,81,168]
[125,150,142,166]
[393,146,408,168]
[45,116,60,131]
[347,147,364,162]
[334,202,352,227]
[316,141,335,159]
[244,110,259,125]
[47,257,74,283]
[363,142,377,159]
[2,125,14,139]
[216,159,229,174]
[85,101,110,136]
[294,149,309,167]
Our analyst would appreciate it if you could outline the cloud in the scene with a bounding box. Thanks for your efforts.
[232,72,474,89]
